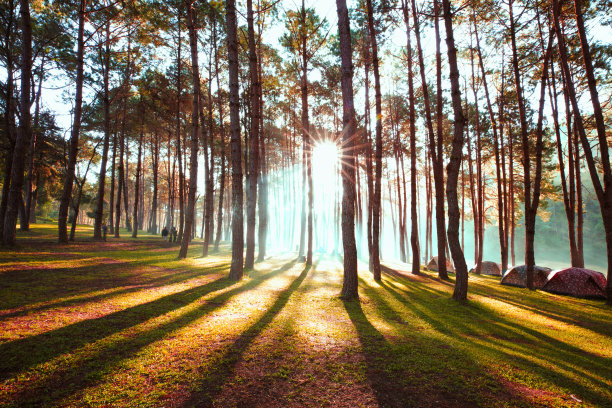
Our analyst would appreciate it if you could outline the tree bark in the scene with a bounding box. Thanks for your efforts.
[364,40,374,271]
[109,131,117,235]
[402,1,420,275]
[432,0,448,279]
[336,0,359,299]
[441,0,468,301]
[179,0,201,258]
[0,0,16,242]
[24,53,44,229]
[472,12,507,271]
[214,16,226,252]
[548,60,580,266]
[365,0,383,281]
[257,16,268,262]
[244,0,260,269]
[572,0,610,297]
[94,22,112,240]
[151,130,159,234]
[57,0,85,244]
[227,0,244,280]
[132,101,144,238]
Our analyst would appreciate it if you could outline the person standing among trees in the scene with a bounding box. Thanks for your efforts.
[161,226,169,242]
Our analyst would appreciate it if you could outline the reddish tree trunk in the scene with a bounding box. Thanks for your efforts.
[336,0,359,299]
[57,0,85,244]
[441,0,469,301]
[226,0,244,280]
[365,0,383,281]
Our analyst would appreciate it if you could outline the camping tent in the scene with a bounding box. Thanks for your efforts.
[500,265,551,288]
[426,256,454,273]
[469,261,503,276]
[542,267,607,299]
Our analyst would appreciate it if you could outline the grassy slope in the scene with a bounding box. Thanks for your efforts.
[0,224,610,408]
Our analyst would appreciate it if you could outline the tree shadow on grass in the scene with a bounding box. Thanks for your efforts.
[180,262,312,407]
[343,298,404,407]
[0,260,232,320]
[466,279,612,338]
[0,259,298,386]
[0,238,233,314]
[344,285,503,408]
[377,277,612,407]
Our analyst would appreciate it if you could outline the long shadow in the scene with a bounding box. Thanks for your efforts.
[0,262,156,311]
[351,280,505,408]
[0,261,232,320]
[7,260,301,407]
[0,259,297,383]
[343,298,408,408]
[467,282,612,337]
[180,262,312,407]
[378,277,612,406]
[0,242,231,313]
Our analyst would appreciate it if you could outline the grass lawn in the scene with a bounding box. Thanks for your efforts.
[0,224,610,407]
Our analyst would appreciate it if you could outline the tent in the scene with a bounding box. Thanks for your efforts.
[542,267,607,299]
[469,261,503,276]
[426,256,454,273]
[500,265,551,288]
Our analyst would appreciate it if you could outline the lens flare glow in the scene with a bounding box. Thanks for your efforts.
[312,140,341,177]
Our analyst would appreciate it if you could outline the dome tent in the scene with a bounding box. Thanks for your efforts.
[542,267,607,299]
[426,256,454,273]
[500,265,552,289]
[469,261,503,276]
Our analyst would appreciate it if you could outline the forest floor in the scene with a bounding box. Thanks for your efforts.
[0,224,610,408]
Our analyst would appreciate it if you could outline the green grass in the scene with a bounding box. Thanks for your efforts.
[0,224,610,407]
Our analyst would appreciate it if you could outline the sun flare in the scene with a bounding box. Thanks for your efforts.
[312,140,341,177]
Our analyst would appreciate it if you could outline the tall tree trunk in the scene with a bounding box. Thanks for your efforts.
[572,0,610,295]
[432,0,448,279]
[132,102,144,238]
[412,0,439,272]
[214,19,226,252]
[441,0,468,301]
[3,0,30,244]
[24,54,44,229]
[227,0,244,280]
[123,139,131,232]
[0,0,15,240]
[115,124,125,236]
[364,42,374,270]
[109,132,116,234]
[244,0,260,269]
[175,7,184,243]
[472,12,507,271]
[257,16,268,262]
[179,0,201,258]
[402,1,420,275]
[336,0,358,299]
[201,40,213,256]
[114,31,132,237]
[509,129,515,265]
[510,1,551,290]
[57,0,85,244]
[94,22,112,239]
[365,0,383,281]
[549,60,580,266]
[573,124,584,267]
